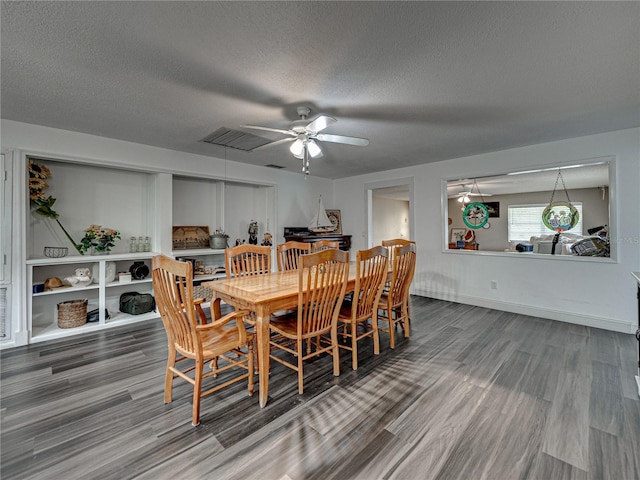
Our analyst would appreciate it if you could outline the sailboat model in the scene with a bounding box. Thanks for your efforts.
[308,196,336,234]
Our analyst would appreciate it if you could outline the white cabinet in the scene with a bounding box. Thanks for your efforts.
[27,253,157,343]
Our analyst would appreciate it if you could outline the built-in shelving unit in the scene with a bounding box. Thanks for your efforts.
[9,155,276,348]
[171,248,227,282]
[27,252,158,343]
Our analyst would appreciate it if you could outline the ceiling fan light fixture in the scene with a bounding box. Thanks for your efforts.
[289,139,304,157]
[307,139,322,158]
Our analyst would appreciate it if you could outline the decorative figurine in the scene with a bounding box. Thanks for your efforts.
[65,267,92,287]
[248,220,258,245]
[261,232,272,246]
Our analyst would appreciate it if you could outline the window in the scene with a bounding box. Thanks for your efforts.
[508,203,583,242]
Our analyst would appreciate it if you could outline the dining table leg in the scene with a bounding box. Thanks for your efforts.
[255,306,270,408]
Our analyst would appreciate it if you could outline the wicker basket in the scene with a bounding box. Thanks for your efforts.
[57,299,88,329]
[193,284,213,302]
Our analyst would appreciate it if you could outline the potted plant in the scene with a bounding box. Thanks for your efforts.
[78,225,121,255]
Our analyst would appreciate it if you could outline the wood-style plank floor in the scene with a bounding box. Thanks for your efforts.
[1,297,639,479]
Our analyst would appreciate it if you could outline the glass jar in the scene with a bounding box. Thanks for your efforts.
[137,236,144,252]
[129,236,137,253]
[144,236,151,252]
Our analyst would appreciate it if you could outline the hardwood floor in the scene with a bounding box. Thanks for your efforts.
[1,297,639,479]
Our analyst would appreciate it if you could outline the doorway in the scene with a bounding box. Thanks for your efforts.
[365,178,414,247]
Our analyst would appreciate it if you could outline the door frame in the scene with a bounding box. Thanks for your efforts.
[365,177,414,248]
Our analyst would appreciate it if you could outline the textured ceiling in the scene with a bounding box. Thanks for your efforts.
[1,1,639,179]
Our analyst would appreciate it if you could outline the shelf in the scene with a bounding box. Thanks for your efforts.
[172,248,225,256]
[33,284,99,297]
[105,278,152,288]
[193,273,227,282]
[30,311,160,344]
[27,252,159,266]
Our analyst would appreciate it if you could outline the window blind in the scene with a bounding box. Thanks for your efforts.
[508,203,583,242]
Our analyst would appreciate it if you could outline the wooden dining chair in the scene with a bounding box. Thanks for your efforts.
[377,243,416,349]
[269,248,349,394]
[381,238,415,264]
[225,244,271,278]
[381,238,416,318]
[311,239,340,252]
[337,246,389,370]
[152,255,254,426]
[277,240,312,272]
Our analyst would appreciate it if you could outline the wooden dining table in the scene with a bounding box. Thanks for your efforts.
[203,263,367,408]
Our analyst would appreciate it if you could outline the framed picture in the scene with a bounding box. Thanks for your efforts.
[484,201,500,218]
[325,209,342,234]
[172,226,210,250]
[450,228,466,244]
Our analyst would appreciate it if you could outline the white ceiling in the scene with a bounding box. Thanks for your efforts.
[447,162,610,198]
[2,2,638,179]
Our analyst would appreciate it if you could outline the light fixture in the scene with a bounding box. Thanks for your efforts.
[289,138,304,157]
[290,136,323,176]
[307,139,322,158]
[457,195,470,204]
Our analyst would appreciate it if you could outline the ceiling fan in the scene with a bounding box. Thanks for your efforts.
[243,106,369,175]
[452,183,493,203]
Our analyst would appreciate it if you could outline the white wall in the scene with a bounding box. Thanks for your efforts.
[336,128,640,333]
[372,196,409,246]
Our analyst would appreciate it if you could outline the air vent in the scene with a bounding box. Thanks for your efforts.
[265,164,286,169]
[200,127,272,152]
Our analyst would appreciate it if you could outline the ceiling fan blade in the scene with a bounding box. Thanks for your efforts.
[467,192,493,197]
[242,125,295,136]
[305,115,336,133]
[316,133,369,146]
[251,137,295,151]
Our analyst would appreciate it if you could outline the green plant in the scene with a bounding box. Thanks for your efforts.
[78,225,121,254]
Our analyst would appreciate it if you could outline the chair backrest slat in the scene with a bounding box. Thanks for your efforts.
[381,238,415,266]
[353,246,389,319]
[389,243,417,307]
[311,239,340,253]
[298,249,349,338]
[152,255,200,356]
[277,241,312,271]
[225,244,271,278]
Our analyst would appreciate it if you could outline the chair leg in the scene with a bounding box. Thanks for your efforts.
[297,338,304,394]
[192,361,203,427]
[331,329,340,377]
[209,356,219,376]
[248,341,255,396]
[164,345,176,404]
[373,314,380,355]
[403,304,411,338]
[387,306,396,349]
[351,323,359,370]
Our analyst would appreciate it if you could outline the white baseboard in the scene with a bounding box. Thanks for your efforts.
[415,289,635,334]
